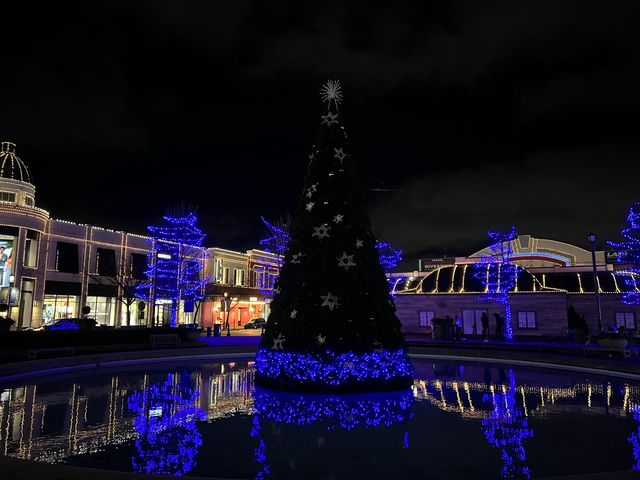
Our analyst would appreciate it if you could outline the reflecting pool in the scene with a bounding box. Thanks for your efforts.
[0,358,639,479]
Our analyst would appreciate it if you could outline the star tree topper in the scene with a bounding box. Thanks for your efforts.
[320,79,343,109]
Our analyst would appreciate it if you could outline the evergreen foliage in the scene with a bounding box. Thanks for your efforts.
[256,82,411,391]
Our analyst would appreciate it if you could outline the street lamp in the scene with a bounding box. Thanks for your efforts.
[588,233,604,332]
[223,292,232,336]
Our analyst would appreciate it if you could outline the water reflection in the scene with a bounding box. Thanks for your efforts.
[481,369,533,479]
[631,404,640,471]
[0,360,639,478]
[127,372,206,475]
[251,388,414,479]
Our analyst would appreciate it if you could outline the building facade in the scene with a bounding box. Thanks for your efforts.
[0,142,278,329]
[395,235,640,338]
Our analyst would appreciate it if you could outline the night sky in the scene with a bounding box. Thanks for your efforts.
[3,1,639,269]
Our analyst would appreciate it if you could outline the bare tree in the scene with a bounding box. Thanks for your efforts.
[90,253,144,327]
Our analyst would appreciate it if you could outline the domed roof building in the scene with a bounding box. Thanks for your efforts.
[393,235,640,339]
[0,142,36,207]
[0,142,32,184]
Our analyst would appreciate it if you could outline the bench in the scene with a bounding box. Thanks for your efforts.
[27,346,76,359]
[150,333,181,349]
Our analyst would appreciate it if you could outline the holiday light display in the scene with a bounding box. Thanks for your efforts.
[255,216,290,296]
[136,212,209,327]
[475,227,518,339]
[630,404,640,471]
[127,373,207,476]
[253,387,414,429]
[481,370,533,479]
[251,386,413,478]
[256,81,411,391]
[255,348,413,391]
[376,241,403,272]
[609,202,640,305]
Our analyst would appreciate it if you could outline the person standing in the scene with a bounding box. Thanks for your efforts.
[481,312,489,340]
[0,247,6,288]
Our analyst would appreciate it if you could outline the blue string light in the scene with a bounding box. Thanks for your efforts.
[609,202,640,305]
[252,387,414,430]
[136,212,209,327]
[127,373,206,476]
[255,348,413,391]
[630,404,640,471]
[475,227,518,339]
[481,370,533,479]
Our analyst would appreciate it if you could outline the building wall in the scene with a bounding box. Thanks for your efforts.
[393,291,640,338]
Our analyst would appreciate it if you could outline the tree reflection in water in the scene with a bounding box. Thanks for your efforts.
[251,387,414,479]
[127,372,206,476]
[482,369,533,479]
[630,404,640,471]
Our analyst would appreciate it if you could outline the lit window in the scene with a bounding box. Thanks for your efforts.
[24,196,34,207]
[517,311,536,329]
[0,191,16,202]
[419,311,435,327]
[615,312,636,330]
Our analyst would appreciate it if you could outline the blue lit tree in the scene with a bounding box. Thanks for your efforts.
[630,405,640,471]
[127,373,207,476]
[255,216,290,297]
[377,240,403,295]
[482,369,533,479]
[136,211,209,327]
[608,202,640,305]
[475,227,518,340]
[255,81,412,392]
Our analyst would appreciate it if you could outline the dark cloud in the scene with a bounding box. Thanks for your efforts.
[371,145,640,267]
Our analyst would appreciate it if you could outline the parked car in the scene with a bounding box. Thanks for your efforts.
[43,317,98,331]
[244,317,266,329]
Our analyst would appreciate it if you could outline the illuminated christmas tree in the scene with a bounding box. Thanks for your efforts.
[255,80,412,392]
[609,202,640,305]
[136,210,209,327]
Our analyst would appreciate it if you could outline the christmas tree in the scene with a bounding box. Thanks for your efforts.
[609,202,640,305]
[255,80,412,392]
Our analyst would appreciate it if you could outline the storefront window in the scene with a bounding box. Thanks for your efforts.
[120,301,145,326]
[85,296,116,326]
[43,294,79,322]
[0,234,16,289]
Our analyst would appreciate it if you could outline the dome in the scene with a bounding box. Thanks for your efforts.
[0,142,32,184]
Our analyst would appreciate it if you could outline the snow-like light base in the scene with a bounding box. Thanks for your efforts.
[254,348,413,392]
[253,387,414,429]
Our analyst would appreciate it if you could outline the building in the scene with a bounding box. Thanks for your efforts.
[394,234,640,338]
[200,248,279,330]
[0,142,278,329]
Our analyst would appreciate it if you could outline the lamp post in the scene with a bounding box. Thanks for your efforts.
[588,233,604,332]
[223,292,232,336]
